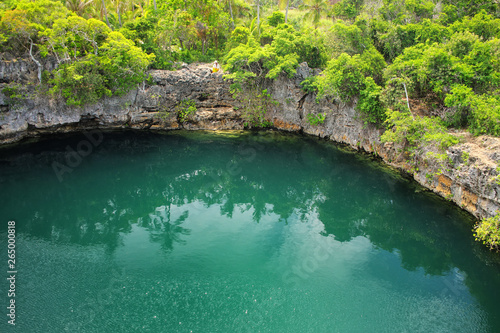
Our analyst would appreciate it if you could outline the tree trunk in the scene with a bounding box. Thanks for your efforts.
[101,0,111,28]
[402,82,414,119]
[229,0,235,30]
[257,0,260,36]
[285,0,289,23]
[153,0,157,11]
[117,6,122,27]
[29,39,42,85]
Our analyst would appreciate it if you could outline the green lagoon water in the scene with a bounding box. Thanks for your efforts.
[1,130,500,332]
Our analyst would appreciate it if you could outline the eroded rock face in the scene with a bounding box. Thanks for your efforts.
[1,61,499,220]
[0,63,242,143]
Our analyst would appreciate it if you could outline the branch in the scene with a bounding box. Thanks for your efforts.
[28,38,42,85]
[402,81,414,120]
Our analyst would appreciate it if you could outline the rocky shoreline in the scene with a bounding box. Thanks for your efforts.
[1,61,500,220]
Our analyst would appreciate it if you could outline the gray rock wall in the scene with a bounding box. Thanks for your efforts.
[1,61,499,220]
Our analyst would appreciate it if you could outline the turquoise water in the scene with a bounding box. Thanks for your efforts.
[0,130,500,332]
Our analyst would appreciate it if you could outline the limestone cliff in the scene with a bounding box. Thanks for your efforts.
[1,61,499,220]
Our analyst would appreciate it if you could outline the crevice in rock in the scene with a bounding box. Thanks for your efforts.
[297,93,308,110]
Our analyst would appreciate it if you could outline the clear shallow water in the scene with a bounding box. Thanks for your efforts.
[0,130,499,332]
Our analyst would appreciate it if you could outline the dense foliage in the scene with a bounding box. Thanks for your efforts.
[475,214,500,251]
[2,0,498,122]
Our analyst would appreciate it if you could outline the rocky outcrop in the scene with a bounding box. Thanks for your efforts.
[0,57,59,83]
[266,64,500,220]
[1,61,499,220]
[0,63,243,143]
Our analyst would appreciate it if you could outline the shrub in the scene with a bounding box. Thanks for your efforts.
[474,214,500,251]
[357,77,385,124]
[226,26,251,50]
[318,53,366,102]
[175,99,197,123]
[49,57,110,106]
[331,0,364,20]
[267,11,285,27]
[49,30,154,106]
[449,11,500,41]
[306,113,325,126]
[98,32,156,95]
[382,110,459,155]
[445,85,500,136]
[236,88,276,128]
[325,19,371,58]
[294,29,327,69]
[300,76,319,94]
[224,24,326,83]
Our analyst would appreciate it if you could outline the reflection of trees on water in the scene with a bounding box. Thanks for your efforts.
[1,131,500,315]
[138,205,190,252]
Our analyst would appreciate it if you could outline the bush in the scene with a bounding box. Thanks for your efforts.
[226,26,251,50]
[50,57,110,106]
[50,31,154,106]
[377,23,419,61]
[379,0,435,24]
[382,110,459,154]
[445,85,500,136]
[360,46,386,84]
[267,11,285,27]
[224,23,326,83]
[414,19,449,44]
[384,43,473,103]
[331,0,364,20]
[318,47,385,104]
[474,214,500,251]
[294,29,327,69]
[300,76,319,94]
[99,32,155,95]
[175,99,197,123]
[449,10,500,41]
[318,53,366,102]
[234,88,276,128]
[306,113,325,126]
[357,77,385,124]
[325,19,371,58]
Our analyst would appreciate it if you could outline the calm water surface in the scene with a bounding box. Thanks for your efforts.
[0,130,499,332]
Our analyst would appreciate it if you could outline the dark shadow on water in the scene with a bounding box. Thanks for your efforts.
[1,129,500,327]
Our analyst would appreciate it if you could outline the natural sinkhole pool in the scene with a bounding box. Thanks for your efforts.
[1,130,500,332]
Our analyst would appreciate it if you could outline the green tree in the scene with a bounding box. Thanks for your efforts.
[49,56,110,105]
[99,31,155,94]
[65,0,94,17]
[449,10,500,41]
[318,47,385,102]
[331,0,364,20]
[0,0,70,83]
[300,0,329,29]
[381,110,459,157]
[325,19,371,58]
